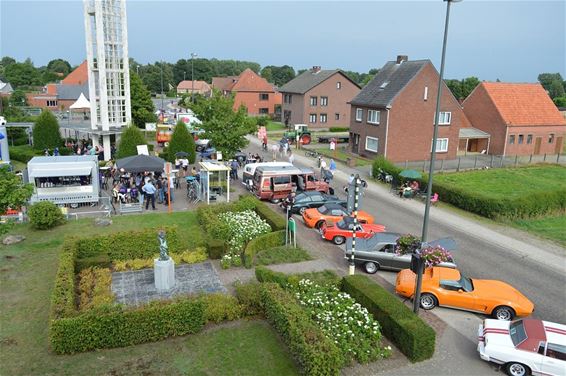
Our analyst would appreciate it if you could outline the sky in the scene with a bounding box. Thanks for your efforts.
[0,0,564,82]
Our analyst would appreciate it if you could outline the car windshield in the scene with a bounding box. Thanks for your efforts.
[318,205,329,214]
[458,276,474,292]
[509,320,527,346]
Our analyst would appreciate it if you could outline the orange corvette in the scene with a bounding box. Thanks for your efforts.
[395,267,534,321]
[302,203,374,230]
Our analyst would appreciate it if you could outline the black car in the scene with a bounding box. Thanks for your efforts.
[344,233,457,274]
[282,191,346,215]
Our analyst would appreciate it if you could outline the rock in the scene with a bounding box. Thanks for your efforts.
[2,235,25,245]
[94,218,113,227]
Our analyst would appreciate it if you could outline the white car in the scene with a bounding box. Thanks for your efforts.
[478,318,566,376]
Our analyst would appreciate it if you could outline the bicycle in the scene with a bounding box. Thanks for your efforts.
[305,150,320,158]
[186,180,199,203]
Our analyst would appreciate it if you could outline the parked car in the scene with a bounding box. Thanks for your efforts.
[302,203,374,230]
[395,267,534,320]
[478,318,566,376]
[320,216,386,245]
[343,233,457,274]
[284,192,346,215]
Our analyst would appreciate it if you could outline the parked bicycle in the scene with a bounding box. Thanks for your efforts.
[377,168,393,183]
[305,150,320,158]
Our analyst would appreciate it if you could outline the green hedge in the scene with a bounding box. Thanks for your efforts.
[74,255,112,272]
[260,283,344,376]
[372,156,402,182]
[9,145,42,163]
[235,282,263,316]
[50,299,206,354]
[341,275,435,362]
[329,127,349,132]
[206,238,226,259]
[50,240,78,320]
[253,200,287,231]
[255,266,341,289]
[243,230,285,268]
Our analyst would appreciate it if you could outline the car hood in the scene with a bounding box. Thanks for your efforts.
[481,319,513,347]
[473,280,533,307]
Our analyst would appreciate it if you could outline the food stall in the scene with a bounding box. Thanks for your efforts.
[198,161,231,204]
[27,156,100,206]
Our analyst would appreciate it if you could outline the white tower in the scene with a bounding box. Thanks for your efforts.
[83,0,131,160]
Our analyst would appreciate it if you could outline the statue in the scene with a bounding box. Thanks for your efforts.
[158,230,169,261]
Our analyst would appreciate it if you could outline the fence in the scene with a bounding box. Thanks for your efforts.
[399,153,565,173]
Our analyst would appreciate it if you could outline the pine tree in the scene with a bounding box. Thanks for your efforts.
[130,70,156,128]
[116,125,147,159]
[168,121,196,163]
[32,111,63,150]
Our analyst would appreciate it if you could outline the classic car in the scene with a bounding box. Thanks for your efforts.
[282,191,346,215]
[478,318,566,376]
[343,233,457,273]
[320,216,386,245]
[302,203,374,229]
[395,267,534,320]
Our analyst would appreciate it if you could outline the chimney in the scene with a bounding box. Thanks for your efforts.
[311,66,321,74]
[396,55,408,64]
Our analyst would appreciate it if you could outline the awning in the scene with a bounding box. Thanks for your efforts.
[69,93,91,109]
[199,161,230,172]
[459,127,490,139]
[29,166,92,178]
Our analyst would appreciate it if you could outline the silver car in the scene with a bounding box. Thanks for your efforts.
[344,233,457,274]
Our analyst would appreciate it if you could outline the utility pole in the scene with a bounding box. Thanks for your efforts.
[160,60,164,112]
[349,174,361,275]
[191,52,197,103]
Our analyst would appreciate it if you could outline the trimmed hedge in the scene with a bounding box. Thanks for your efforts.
[243,230,285,268]
[50,299,206,354]
[329,127,349,132]
[206,238,226,259]
[74,255,111,272]
[235,282,263,316]
[255,266,341,289]
[50,240,78,320]
[260,283,344,376]
[253,200,287,231]
[372,156,402,182]
[341,275,435,362]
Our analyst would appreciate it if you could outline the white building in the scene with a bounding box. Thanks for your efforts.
[83,0,132,160]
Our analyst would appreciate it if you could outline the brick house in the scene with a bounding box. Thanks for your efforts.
[211,69,281,116]
[462,82,566,156]
[176,80,211,96]
[279,67,360,128]
[348,56,477,162]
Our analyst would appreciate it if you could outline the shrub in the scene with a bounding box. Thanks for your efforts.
[112,248,208,271]
[254,245,311,266]
[341,275,436,362]
[32,111,63,150]
[8,145,41,163]
[372,156,402,181]
[255,266,341,289]
[206,238,226,259]
[243,230,285,268]
[253,200,287,230]
[50,239,78,319]
[200,293,243,323]
[260,283,344,375]
[329,127,349,132]
[168,120,196,163]
[218,210,271,252]
[75,255,111,272]
[78,267,114,311]
[235,281,263,316]
[28,201,65,230]
[116,125,147,159]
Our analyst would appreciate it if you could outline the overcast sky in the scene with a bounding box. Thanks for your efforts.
[1,0,564,82]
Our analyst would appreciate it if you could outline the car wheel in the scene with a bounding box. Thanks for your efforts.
[299,207,306,215]
[505,362,530,376]
[270,199,281,204]
[419,293,437,310]
[316,221,325,231]
[329,187,335,195]
[493,306,515,321]
[333,236,346,245]
[364,262,379,274]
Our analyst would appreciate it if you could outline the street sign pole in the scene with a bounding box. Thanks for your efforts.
[349,174,360,276]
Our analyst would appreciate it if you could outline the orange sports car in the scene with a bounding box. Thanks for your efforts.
[302,203,374,230]
[395,267,534,321]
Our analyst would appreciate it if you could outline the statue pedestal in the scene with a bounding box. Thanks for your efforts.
[154,257,175,291]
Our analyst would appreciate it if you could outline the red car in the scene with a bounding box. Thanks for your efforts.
[321,216,386,245]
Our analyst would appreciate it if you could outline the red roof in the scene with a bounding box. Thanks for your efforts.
[62,60,88,85]
[212,76,237,92]
[231,69,275,92]
[177,80,211,91]
[480,82,566,126]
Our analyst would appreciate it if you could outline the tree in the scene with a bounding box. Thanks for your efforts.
[188,90,256,158]
[3,60,41,88]
[538,73,565,99]
[553,96,566,107]
[130,70,156,128]
[116,124,147,159]
[32,111,62,150]
[445,77,480,100]
[548,80,565,99]
[168,121,196,163]
[9,89,28,106]
[46,59,72,76]
[0,166,33,235]
[261,65,295,87]
[260,67,273,83]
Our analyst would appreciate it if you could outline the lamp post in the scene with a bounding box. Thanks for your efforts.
[414,0,461,314]
[183,71,186,81]
[160,60,164,112]
[191,52,197,103]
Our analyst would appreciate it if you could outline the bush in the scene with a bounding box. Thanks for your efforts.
[116,125,147,159]
[255,266,341,289]
[32,111,63,150]
[74,255,112,272]
[243,230,285,268]
[235,281,263,316]
[372,156,402,182]
[112,248,208,271]
[206,238,226,259]
[200,293,243,323]
[341,275,436,362]
[8,145,41,163]
[78,267,114,311]
[50,240,78,319]
[253,200,287,230]
[28,201,65,230]
[254,246,312,266]
[260,283,344,375]
[168,120,196,164]
[329,127,349,132]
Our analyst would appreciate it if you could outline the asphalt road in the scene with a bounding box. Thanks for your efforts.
[245,137,566,325]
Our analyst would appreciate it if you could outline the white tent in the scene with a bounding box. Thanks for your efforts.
[70,93,91,109]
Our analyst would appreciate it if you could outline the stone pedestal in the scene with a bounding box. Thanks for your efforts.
[154,257,175,291]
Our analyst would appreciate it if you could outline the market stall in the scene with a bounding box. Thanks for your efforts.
[198,161,230,204]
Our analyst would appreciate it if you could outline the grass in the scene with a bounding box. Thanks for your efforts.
[314,147,373,166]
[433,164,566,200]
[512,215,566,247]
[254,246,312,266]
[266,121,286,132]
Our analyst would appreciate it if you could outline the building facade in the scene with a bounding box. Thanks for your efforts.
[177,80,211,96]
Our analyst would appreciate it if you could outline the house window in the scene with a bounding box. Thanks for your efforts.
[424,86,428,101]
[309,114,317,123]
[310,96,317,106]
[549,134,555,143]
[367,110,380,125]
[365,136,378,152]
[355,108,363,122]
[46,100,58,107]
[438,112,451,125]
[320,114,327,123]
[527,134,533,144]
[284,94,292,104]
[509,135,515,144]
[320,96,328,106]
[434,138,449,152]
[259,108,269,114]
[336,82,341,89]
[335,113,340,120]
[259,93,269,101]
[518,134,524,144]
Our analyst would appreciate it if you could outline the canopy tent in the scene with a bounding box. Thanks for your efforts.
[69,93,91,109]
[116,154,165,173]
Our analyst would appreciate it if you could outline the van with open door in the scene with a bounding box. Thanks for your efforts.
[252,165,330,202]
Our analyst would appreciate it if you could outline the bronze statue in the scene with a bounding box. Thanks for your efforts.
[158,230,169,261]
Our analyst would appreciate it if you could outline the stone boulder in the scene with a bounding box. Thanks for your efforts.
[2,235,26,246]
[94,218,113,227]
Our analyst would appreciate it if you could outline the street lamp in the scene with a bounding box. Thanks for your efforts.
[160,60,164,112]
[191,52,197,103]
[183,71,186,81]
[414,0,462,314]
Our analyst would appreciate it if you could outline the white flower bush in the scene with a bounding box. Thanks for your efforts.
[293,279,392,363]
[219,210,271,253]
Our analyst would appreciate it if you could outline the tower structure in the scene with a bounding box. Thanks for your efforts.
[83,0,131,160]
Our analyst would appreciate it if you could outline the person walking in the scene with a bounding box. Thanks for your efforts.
[142,179,157,210]
[320,158,327,175]
[230,159,239,180]
[288,150,295,165]
[181,157,189,177]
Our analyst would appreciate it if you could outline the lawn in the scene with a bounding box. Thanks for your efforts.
[512,215,566,247]
[254,246,312,266]
[0,211,222,375]
[434,164,566,200]
[314,147,373,166]
[266,121,286,132]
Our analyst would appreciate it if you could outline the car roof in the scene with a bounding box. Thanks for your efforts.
[298,191,327,198]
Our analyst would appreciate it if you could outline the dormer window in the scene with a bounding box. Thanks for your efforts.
[379,81,389,89]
